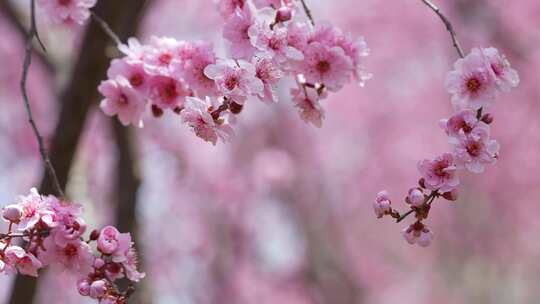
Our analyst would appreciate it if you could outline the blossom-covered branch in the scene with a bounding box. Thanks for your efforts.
[373,3,519,247]
[97,0,371,146]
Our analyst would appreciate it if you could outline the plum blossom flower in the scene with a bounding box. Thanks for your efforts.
[178,42,219,97]
[450,124,499,173]
[118,38,147,62]
[37,0,97,25]
[89,279,108,299]
[16,188,54,231]
[97,226,128,255]
[204,59,263,104]
[253,57,283,103]
[143,36,182,77]
[439,109,480,139]
[148,76,192,111]
[248,21,304,63]
[482,47,519,92]
[215,0,247,18]
[181,97,234,145]
[417,153,459,192]
[445,48,498,110]
[290,80,326,127]
[223,6,256,59]
[107,58,150,95]
[373,191,392,218]
[4,246,42,277]
[40,238,94,275]
[99,77,146,127]
[297,42,353,91]
[402,222,433,247]
[287,22,311,52]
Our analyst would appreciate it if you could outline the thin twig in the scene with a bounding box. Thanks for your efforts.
[91,11,122,45]
[420,0,465,58]
[21,0,64,197]
[299,0,315,26]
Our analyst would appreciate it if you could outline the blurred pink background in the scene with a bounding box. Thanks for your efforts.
[0,0,539,303]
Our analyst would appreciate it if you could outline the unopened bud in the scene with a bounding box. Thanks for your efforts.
[276,6,293,23]
[2,204,23,223]
[89,229,100,241]
[442,189,458,201]
[481,113,494,124]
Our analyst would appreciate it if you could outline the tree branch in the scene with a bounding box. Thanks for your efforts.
[20,0,64,197]
[420,0,465,58]
[8,1,151,303]
[299,0,315,26]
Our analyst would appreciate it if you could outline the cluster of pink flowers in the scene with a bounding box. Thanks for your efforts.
[37,0,97,25]
[99,0,370,145]
[374,47,519,247]
[0,189,144,303]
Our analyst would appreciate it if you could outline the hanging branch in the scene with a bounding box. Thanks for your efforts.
[300,0,315,26]
[90,11,122,45]
[21,0,64,197]
[420,0,465,58]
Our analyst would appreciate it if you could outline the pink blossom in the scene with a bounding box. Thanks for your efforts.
[2,204,23,223]
[336,34,371,85]
[482,47,520,92]
[248,21,304,63]
[254,57,284,103]
[290,82,325,127]
[181,97,234,145]
[417,153,459,192]
[373,191,392,218]
[252,0,282,8]
[37,0,97,25]
[287,22,311,52]
[402,222,433,247]
[223,6,256,59]
[178,42,219,97]
[450,123,499,173]
[143,36,182,77]
[445,48,498,110]
[16,188,55,231]
[204,59,263,104]
[121,248,146,282]
[40,238,94,275]
[296,42,353,91]
[406,188,425,208]
[118,38,147,62]
[97,226,124,255]
[4,246,42,277]
[439,109,480,139]
[148,76,191,111]
[99,77,146,127]
[215,0,247,18]
[107,58,150,94]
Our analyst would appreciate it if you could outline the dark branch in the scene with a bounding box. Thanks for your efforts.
[299,0,315,26]
[20,0,64,197]
[91,11,122,45]
[421,0,465,58]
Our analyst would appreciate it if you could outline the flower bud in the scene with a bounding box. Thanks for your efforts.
[276,6,293,22]
[442,189,459,201]
[77,279,91,296]
[406,188,424,207]
[89,229,100,241]
[481,113,494,124]
[94,258,105,269]
[2,204,23,223]
[89,279,108,299]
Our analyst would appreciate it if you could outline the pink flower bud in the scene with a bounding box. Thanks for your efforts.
[2,204,23,223]
[402,222,433,247]
[94,258,105,269]
[276,6,293,22]
[89,279,108,299]
[97,226,120,255]
[373,191,392,218]
[77,279,91,296]
[481,113,494,124]
[406,188,425,207]
[442,189,459,201]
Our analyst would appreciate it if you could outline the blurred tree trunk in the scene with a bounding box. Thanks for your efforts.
[111,120,152,304]
[8,1,150,303]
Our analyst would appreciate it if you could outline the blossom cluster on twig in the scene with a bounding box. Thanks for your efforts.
[97,0,370,145]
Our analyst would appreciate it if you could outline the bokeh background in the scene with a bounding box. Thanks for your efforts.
[0,0,539,303]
